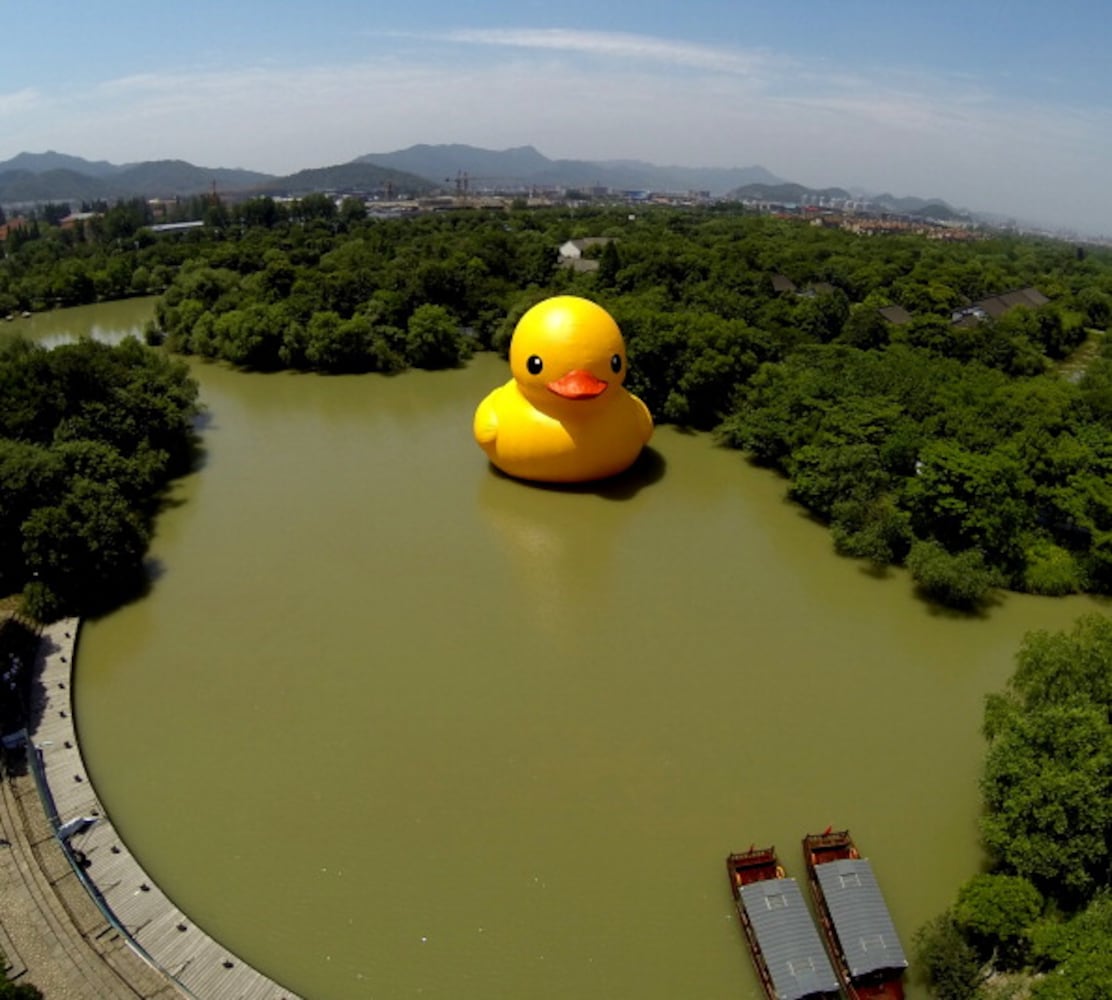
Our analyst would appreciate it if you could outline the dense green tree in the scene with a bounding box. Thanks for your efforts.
[1007,614,1112,709]
[50,259,96,305]
[212,303,284,369]
[830,493,913,564]
[913,912,982,1000]
[1020,537,1086,595]
[917,616,1112,998]
[292,193,337,223]
[1029,894,1112,1000]
[0,440,62,591]
[404,303,470,369]
[596,239,621,287]
[839,302,891,349]
[0,336,198,618]
[953,873,1042,965]
[790,442,887,519]
[793,286,849,342]
[22,478,150,614]
[717,346,841,464]
[902,314,961,356]
[237,196,286,229]
[203,196,230,229]
[39,202,71,226]
[1076,287,1112,328]
[256,249,296,301]
[339,196,367,227]
[906,539,1002,608]
[304,310,370,372]
[82,198,154,244]
[1077,357,1112,422]
[53,438,164,505]
[905,440,1032,569]
[980,615,1112,906]
[0,337,65,442]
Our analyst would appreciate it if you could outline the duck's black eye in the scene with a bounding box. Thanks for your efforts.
[526,355,543,375]
[610,354,623,374]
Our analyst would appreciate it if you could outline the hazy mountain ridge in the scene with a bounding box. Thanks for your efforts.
[871,192,969,217]
[0,145,974,225]
[723,181,970,221]
[2,150,124,178]
[113,159,273,195]
[256,161,436,196]
[356,144,782,194]
[0,168,110,203]
[354,143,553,185]
[725,182,854,203]
[0,154,274,203]
[0,146,788,203]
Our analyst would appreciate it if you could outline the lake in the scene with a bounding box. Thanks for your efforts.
[7,300,1104,999]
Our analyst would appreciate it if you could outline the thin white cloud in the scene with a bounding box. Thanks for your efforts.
[0,88,42,117]
[434,27,777,78]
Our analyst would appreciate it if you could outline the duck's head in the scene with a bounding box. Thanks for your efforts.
[509,296,627,407]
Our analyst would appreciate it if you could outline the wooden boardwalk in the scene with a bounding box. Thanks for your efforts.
[26,618,303,1000]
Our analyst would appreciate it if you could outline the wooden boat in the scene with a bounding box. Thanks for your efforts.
[726,846,841,1000]
[802,830,908,1000]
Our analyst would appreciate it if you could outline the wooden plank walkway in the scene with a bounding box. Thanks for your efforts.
[1,760,174,999]
[27,618,303,1000]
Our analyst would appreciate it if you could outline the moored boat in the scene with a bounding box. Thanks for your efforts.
[726,846,841,1000]
[802,830,908,1000]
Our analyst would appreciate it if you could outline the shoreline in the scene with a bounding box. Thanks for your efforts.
[3,617,301,1000]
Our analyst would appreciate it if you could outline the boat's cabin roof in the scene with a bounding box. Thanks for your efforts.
[813,858,908,977]
[739,877,840,1000]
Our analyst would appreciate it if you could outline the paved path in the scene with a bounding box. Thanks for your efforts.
[0,619,301,999]
[0,756,174,999]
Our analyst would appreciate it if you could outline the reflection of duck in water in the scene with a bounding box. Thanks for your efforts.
[477,471,620,640]
[473,297,653,483]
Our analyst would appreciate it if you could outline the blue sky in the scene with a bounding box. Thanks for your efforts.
[5,1,1110,235]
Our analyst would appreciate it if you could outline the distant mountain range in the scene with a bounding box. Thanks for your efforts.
[355,143,783,195]
[0,153,427,204]
[723,180,969,221]
[0,144,969,222]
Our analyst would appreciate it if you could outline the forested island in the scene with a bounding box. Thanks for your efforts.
[2,196,1112,997]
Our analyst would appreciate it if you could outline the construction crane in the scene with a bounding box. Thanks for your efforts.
[443,171,512,201]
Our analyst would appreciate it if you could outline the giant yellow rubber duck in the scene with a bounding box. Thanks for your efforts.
[474,296,653,483]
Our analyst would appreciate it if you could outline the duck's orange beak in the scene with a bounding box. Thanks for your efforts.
[547,370,608,400]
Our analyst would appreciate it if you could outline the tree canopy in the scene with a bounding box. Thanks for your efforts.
[0,336,199,617]
[916,614,1112,998]
[981,615,1112,906]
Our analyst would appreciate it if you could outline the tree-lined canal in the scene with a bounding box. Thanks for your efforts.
[7,301,1105,999]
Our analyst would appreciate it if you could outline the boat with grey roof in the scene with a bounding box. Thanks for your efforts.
[802,829,908,1000]
[726,845,841,1000]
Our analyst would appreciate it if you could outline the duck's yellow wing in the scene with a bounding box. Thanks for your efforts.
[473,383,506,448]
